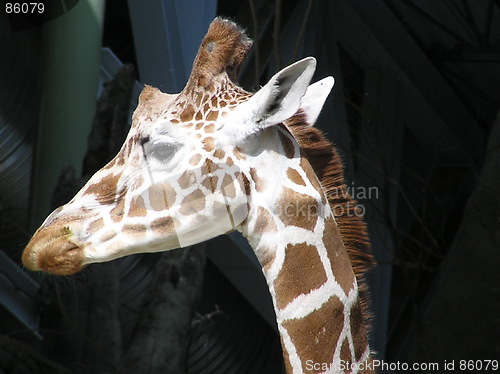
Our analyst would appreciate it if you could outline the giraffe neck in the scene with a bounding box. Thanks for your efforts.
[241,127,372,374]
[254,218,371,373]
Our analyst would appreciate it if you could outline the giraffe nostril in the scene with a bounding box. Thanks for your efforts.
[37,239,84,275]
[22,225,85,275]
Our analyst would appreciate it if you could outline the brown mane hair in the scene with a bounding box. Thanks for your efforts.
[284,111,374,322]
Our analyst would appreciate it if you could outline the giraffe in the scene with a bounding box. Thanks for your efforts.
[23,18,375,374]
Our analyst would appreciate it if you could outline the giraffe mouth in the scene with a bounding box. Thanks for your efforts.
[22,226,86,275]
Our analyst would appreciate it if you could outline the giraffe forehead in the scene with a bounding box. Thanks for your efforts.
[131,81,253,155]
[167,85,250,127]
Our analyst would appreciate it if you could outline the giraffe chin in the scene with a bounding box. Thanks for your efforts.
[22,227,86,275]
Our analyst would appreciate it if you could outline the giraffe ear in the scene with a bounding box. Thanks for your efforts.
[226,57,316,140]
[300,76,335,126]
[250,57,317,127]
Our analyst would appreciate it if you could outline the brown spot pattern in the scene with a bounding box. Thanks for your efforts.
[151,216,176,234]
[235,171,251,196]
[287,168,306,186]
[203,137,215,151]
[213,149,225,159]
[301,157,327,205]
[149,182,177,211]
[88,218,104,233]
[249,168,264,192]
[221,174,235,198]
[99,230,117,242]
[278,130,296,159]
[282,295,344,372]
[274,243,327,309]
[180,104,195,121]
[253,209,277,270]
[195,93,203,106]
[206,111,218,122]
[129,195,148,217]
[254,207,277,236]
[85,173,120,204]
[202,175,218,192]
[277,187,318,231]
[232,147,245,160]
[110,198,125,222]
[201,158,216,175]
[340,338,351,365]
[189,154,202,166]
[178,170,195,189]
[179,188,206,215]
[323,217,356,293]
[350,300,369,361]
[197,75,210,87]
[204,123,216,133]
[122,224,147,237]
[131,175,145,190]
[206,81,215,92]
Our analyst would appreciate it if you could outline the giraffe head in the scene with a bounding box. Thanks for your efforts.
[22,18,334,275]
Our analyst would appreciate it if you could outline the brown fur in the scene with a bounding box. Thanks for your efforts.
[284,112,375,327]
[282,295,345,373]
[274,242,328,310]
[23,225,85,275]
[133,85,177,124]
[186,17,252,91]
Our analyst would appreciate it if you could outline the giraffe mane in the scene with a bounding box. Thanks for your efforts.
[285,111,374,325]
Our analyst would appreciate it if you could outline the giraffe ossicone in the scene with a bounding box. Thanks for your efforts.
[23,17,374,374]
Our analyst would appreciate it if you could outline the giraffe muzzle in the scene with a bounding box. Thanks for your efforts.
[22,226,85,275]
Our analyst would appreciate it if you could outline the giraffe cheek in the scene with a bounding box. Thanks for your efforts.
[147,182,178,212]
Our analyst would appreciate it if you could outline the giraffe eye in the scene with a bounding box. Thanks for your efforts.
[144,139,177,161]
[153,142,176,159]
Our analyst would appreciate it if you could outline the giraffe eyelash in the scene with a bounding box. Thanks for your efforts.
[141,136,180,165]
[149,141,177,159]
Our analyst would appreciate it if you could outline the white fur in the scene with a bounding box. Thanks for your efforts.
[222,57,317,143]
[300,77,335,126]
